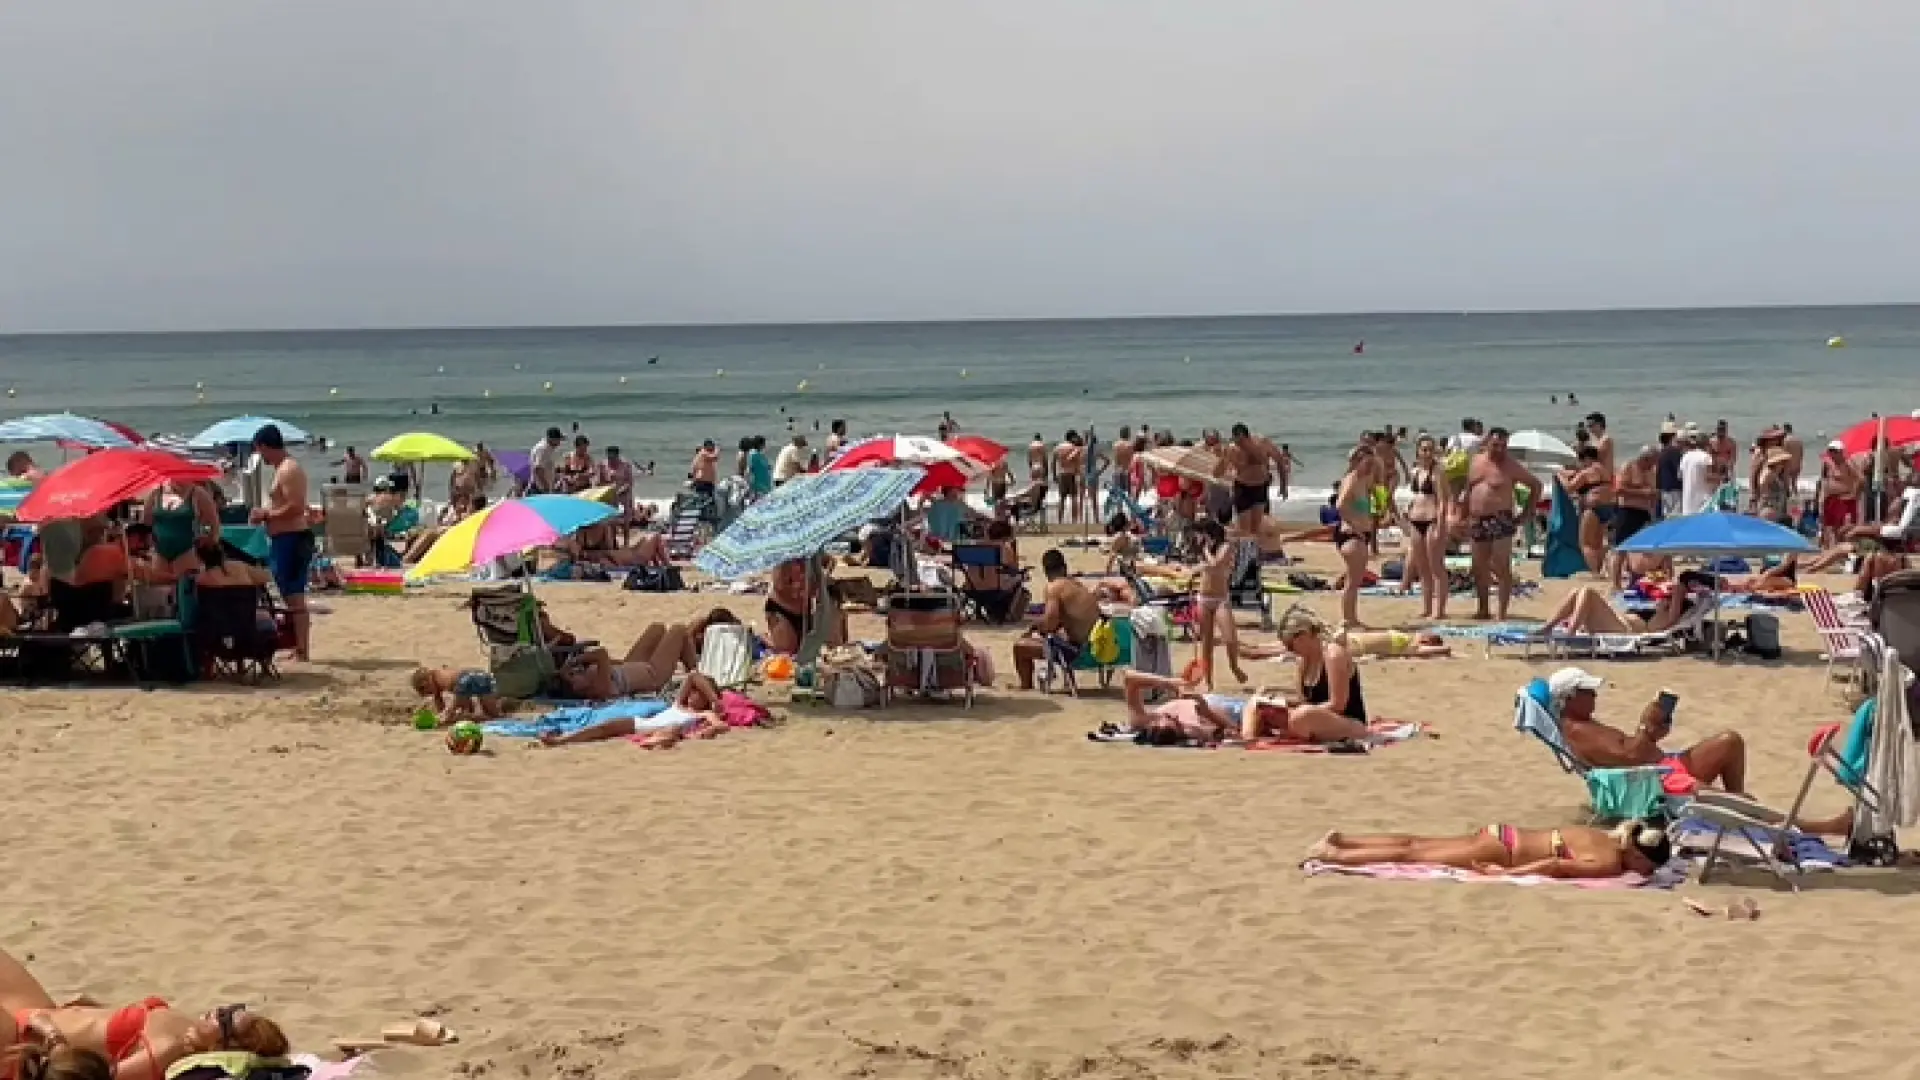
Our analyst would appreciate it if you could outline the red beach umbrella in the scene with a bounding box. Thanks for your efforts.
[15,448,222,523]
[945,434,1008,469]
[1834,417,1920,458]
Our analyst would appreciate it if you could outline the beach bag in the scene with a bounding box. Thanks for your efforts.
[1444,448,1471,485]
[1742,612,1782,660]
[1088,618,1121,665]
[1129,604,1170,641]
[489,643,551,699]
[166,1051,310,1080]
[824,664,881,708]
[623,565,684,592]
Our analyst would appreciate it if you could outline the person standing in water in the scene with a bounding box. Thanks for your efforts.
[250,424,314,661]
[1466,428,1543,622]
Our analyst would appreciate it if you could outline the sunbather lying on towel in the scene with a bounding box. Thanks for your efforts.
[539,672,728,748]
[1546,667,1854,835]
[1305,818,1672,879]
[1,945,288,1080]
[1541,581,1699,636]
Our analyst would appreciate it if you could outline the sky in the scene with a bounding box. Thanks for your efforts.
[1,1,1916,332]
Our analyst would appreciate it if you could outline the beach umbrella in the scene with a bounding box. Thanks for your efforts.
[831,435,986,478]
[407,494,616,580]
[371,432,475,463]
[695,467,923,580]
[1140,445,1225,487]
[493,449,533,487]
[13,448,222,523]
[189,415,310,449]
[945,434,1008,469]
[1615,512,1816,558]
[1504,430,1577,463]
[0,413,139,449]
[1834,416,1920,458]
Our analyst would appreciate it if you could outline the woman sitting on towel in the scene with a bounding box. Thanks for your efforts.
[1267,606,1372,743]
[1305,818,1673,879]
[539,672,729,748]
[0,946,288,1080]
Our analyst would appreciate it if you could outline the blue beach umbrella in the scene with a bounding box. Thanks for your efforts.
[695,467,923,580]
[0,413,138,449]
[190,415,310,449]
[1616,512,1816,559]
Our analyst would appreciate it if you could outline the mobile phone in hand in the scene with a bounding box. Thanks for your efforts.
[1656,690,1679,723]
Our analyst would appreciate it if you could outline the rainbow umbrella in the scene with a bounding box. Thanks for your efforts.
[407,495,614,580]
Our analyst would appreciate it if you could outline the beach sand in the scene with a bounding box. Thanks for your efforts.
[4,538,1915,1080]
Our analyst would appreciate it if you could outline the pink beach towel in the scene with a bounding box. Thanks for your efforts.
[1300,859,1678,890]
[1246,719,1427,753]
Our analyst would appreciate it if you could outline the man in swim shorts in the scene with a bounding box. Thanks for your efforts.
[1223,423,1286,539]
[249,424,313,661]
[1465,428,1542,622]
[1054,432,1086,525]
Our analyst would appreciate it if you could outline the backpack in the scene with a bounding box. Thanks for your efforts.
[1088,618,1121,665]
[1742,612,1782,660]
[622,565,685,592]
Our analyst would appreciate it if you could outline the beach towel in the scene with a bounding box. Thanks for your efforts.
[482,698,672,739]
[1431,621,1541,640]
[1301,858,1686,890]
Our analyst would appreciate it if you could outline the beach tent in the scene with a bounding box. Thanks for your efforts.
[1542,477,1586,579]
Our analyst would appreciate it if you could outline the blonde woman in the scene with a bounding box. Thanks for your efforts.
[1400,434,1453,620]
[1270,606,1372,744]
[1332,447,1377,627]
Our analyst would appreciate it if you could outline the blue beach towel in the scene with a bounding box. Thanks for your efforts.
[484,698,672,739]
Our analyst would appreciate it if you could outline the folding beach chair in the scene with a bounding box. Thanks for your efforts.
[951,543,1030,623]
[467,583,594,698]
[694,622,756,690]
[1228,538,1274,632]
[1492,601,1711,661]
[1800,584,1866,694]
[190,583,283,684]
[1005,481,1049,534]
[880,589,975,707]
[663,490,718,561]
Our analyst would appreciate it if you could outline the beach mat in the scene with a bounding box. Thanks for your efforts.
[483,698,672,740]
[1301,858,1686,890]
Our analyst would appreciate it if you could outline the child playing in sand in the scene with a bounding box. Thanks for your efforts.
[411,666,505,721]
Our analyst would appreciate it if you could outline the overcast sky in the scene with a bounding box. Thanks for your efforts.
[1,1,1915,332]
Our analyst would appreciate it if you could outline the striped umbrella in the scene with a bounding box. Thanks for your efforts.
[695,468,922,580]
[144,434,231,467]
[0,413,139,449]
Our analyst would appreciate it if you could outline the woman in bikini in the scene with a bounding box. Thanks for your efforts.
[1341,628,1451,659]
[559,622,699,699]
[1191,519,1246,689]
[1560,445,1612,576]
[1332,447,1377,628]
[764,557,844,655]
[1306,818,1672,879]
[1,946,287,1080]
[1400,435,1453,620]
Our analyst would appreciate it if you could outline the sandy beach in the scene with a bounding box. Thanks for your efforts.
[4,538,1915,1080]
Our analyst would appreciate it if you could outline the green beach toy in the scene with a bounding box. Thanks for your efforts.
[412,705,439,731]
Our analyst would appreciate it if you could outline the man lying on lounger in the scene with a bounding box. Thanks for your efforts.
[1547,667,1852,835]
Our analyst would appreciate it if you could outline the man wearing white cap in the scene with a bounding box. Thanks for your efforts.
[1817,440,1861,547]
[1548,667,1748,795]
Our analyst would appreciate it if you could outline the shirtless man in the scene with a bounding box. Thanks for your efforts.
[1054,432,1086,525]
[689,438,720,496]
[1465,427,1543,621]
[1027,434,1049,483]
[1111,426,1136,503]
[1818,440,1862,547]
[248,424,313,660]
[1707,419,1737,486]
[826,418,848,461]
[1013,548,1102,689]
[1780,423,1804,493]
[1223,423,1286,538]
[1608,446,1659,589]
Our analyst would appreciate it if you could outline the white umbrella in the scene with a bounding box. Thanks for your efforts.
[1505,430,1577,463]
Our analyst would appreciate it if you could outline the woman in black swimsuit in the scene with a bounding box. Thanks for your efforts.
[1401,435,1454,620]
[1559,445,1612,575]
[1271,606,1372,744]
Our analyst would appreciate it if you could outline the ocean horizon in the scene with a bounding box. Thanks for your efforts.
[4,303,1914,500]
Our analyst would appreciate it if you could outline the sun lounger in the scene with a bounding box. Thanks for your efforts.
[1488,601,1710,660]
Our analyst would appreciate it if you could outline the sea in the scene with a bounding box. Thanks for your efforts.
[2,305,1916,506]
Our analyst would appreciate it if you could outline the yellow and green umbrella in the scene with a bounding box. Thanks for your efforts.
[371,431,475,464]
